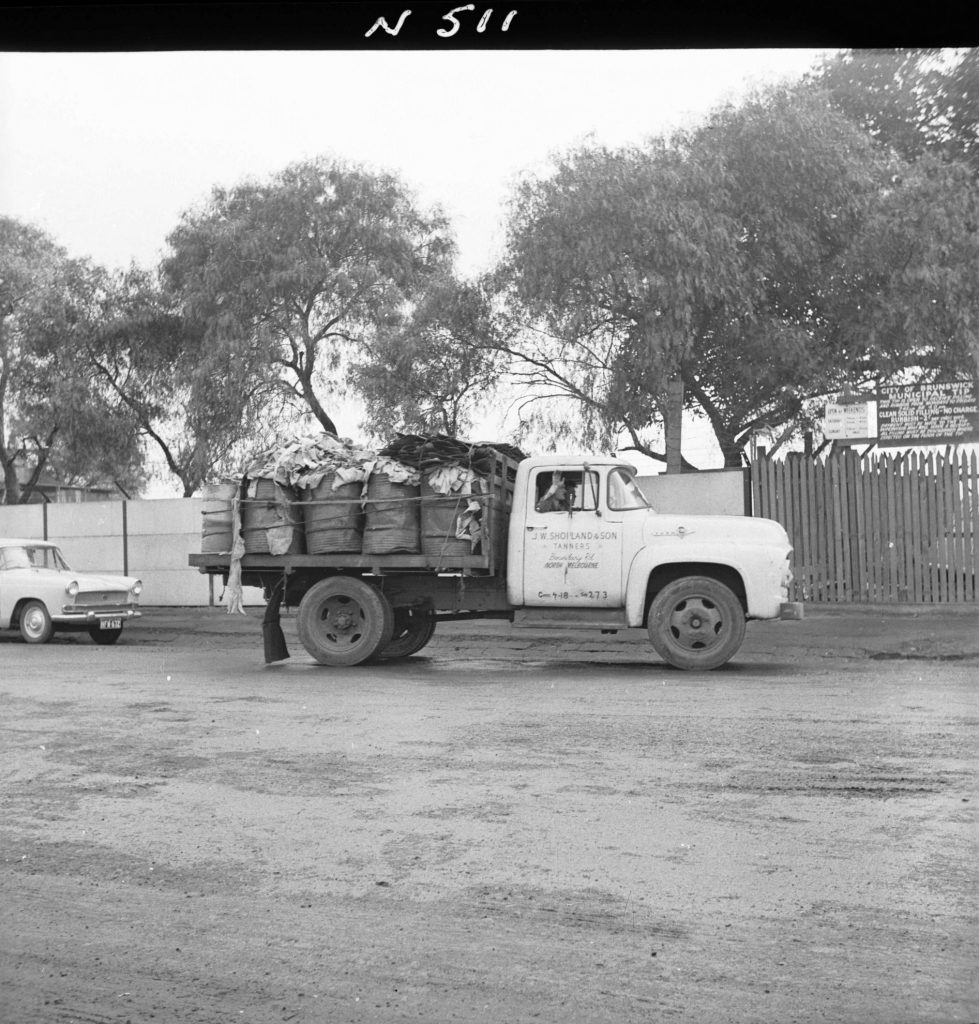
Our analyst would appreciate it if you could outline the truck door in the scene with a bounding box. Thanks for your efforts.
[523,466,623,607]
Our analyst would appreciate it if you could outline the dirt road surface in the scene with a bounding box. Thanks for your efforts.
[2,606,977,1024]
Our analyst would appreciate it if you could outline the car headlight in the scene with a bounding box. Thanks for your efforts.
[131,580,142,597]
[65,580,79,597]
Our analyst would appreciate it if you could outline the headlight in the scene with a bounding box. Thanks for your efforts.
[65,580,79,597]
[131,580,142,596]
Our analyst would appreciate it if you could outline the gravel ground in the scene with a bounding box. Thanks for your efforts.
[1,604,977,1024]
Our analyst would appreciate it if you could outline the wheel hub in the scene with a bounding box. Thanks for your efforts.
[330,609,356,632]
[670,598,722,650]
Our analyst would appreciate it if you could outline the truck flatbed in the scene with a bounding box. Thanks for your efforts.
[188,551,494,573]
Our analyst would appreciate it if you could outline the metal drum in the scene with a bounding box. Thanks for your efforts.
[301,475,365,554]
[200,481,238,554]
[241,479,305,555]
[362,472,420,554]
[420,478,476,560]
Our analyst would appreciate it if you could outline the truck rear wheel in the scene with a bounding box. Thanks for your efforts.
[297,577,394,666]
[647,576,745,670]
[371,606,436,661]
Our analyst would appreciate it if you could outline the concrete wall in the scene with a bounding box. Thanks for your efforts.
[0,498,264,607]
[637,469,750,516]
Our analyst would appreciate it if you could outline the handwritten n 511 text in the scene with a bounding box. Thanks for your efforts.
[366,6,518,38]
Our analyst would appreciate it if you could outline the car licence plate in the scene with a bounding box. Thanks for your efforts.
[101,618,122,629]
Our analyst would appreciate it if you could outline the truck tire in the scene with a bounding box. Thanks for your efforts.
[19,600,54,644]
[297,577,394,666]
[370,606,436,661]
[647,576,745,671]
[89,625,123,645]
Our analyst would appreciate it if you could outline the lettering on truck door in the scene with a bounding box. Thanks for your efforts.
[523,467,622,607]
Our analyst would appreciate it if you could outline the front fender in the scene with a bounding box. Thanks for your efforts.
[624,540,784,625]
[5,594,58,630]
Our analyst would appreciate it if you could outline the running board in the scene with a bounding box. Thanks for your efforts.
[514,608,630,630]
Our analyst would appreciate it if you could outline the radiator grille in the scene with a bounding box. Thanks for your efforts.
[75,591,130,608]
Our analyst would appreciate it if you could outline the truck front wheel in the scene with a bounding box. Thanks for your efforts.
[647,576,746,670]
[297,577,394,666]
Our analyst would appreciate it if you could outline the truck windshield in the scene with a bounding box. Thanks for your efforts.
[607,469,651,511]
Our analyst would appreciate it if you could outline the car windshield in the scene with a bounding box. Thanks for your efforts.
[607,468,652,511]
[0,545,70,571]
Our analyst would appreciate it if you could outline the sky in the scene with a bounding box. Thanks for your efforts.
[0,47,830,485]
[0,48,829,276]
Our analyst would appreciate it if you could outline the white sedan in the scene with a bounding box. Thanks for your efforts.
[0,538,142,645]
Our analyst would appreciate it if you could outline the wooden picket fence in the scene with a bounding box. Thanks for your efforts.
[752,448,978,603]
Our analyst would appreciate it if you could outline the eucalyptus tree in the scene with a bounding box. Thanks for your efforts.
[810,47,979,384]
[492,138,740,466]
[161,156,456,438]
[495,83,978,467]
[827,153,979,386]
[85,267,266,496]
[671,85,888,463]
[812,47,979,175]
[350,273,505,440]
[0,218,144,503]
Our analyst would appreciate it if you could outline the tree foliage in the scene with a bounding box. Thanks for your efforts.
[493,138,741,462]
[812,48,979,175]
[810,47,979,385]
[86,267,267,496]
[161,156,455,439]
[673,86,887,463]
[830,154,979,385]
[495,89,885,464]
[495,83,979,466]
[350,274,504,440]
[0,218,144,504]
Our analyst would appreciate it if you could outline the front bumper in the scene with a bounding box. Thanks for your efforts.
[57,607,142,623]
[779,601,804,621]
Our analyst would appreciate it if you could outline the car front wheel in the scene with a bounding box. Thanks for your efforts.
[19,600,54,644]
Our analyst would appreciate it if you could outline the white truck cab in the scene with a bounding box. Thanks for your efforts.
[507,457,799,668]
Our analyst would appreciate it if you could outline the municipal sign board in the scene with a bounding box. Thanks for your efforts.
[877,380,979,446]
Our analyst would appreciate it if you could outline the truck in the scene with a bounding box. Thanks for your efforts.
[189,452,802,670]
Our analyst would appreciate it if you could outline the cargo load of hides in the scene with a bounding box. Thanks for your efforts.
[200,431,524,558]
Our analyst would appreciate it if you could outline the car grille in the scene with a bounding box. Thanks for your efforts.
[76,591,131,609]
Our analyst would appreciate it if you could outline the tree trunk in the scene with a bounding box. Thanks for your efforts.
[18,430,58,504]
[298,374,338,436]
[664,376,684,474]
[1,455,20,504]
[719,438,745,468]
